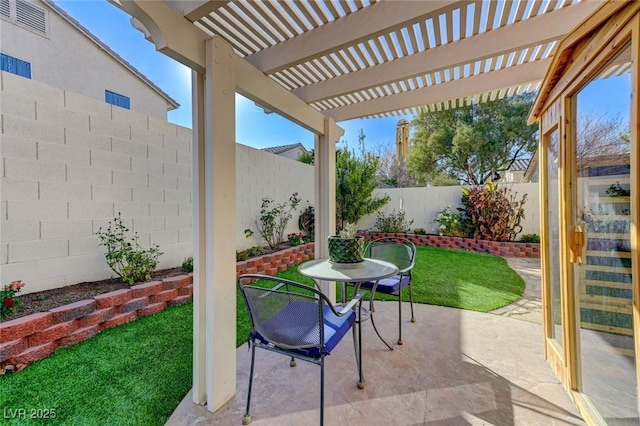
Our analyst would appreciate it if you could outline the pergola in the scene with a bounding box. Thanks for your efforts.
[109,0,602,414]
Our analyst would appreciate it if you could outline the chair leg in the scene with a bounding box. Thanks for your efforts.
[320,354,325,426]
[356,315,365,389]
[397,293,403,345]
[409,282,416,323]
[290,356,296,367]
[370,311,394,351]
[243,343,256,425]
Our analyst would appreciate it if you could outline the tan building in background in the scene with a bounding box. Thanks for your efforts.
[395,119,410,166]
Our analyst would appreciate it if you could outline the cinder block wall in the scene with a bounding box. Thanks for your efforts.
[359,184,540,236]
[236,144,315,251]
[1,72,193,294]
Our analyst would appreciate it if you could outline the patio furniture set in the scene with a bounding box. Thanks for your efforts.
[237,237,417,425]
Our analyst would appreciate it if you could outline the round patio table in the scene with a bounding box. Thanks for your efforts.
[298,258,398,350]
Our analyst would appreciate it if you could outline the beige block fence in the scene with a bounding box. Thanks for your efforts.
[1,72,540,294]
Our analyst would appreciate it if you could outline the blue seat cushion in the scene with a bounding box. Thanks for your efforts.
[254,301,355,358]
[359,275,410,294]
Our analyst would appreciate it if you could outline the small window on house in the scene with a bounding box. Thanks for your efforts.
[105,90,130,109]
[0,52,31,78]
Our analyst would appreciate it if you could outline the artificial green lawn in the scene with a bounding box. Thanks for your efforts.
[0,303,193,426]
[2,247,524,425]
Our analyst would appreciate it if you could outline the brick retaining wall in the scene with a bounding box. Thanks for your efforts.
[235,243,315,276]
[1,275,193,372]
[359,232,540,258]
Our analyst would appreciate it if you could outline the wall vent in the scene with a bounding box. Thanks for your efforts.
[2,0,47,36]
[0,0,10,18]
[16,0,46,35]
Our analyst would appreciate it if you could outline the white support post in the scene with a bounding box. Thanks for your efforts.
[314,117,338,301]
[192,36,237,411]
[192,69,206,405]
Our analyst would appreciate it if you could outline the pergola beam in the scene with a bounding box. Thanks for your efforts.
[235,59,326,134]
[245,0,459,74]
[326,58,551,121]
[118,0,208,73]
[293,1,600,103]
[165,0,230,22]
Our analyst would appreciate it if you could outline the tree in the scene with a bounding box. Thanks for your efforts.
[336,130,390,230]
[575,112,629,171]
[298,149,314,165]
[407,93,538,185]
[371,143,418,188]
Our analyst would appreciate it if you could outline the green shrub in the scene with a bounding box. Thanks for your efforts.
[1,280,25,318]
[287,232,304,246]
[181,256,193,273]
[374,209,414,233]
[298,204,315,237]
[433,206,466,237]
[413,228,427,235]
[519,234,540,243]
[96,213,163,285]
[253,193,301,249]
[605,182,630,197]
[336,130,390,230]
[236,246,269,261]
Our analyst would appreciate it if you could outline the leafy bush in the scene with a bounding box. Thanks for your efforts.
[413,227,427,235]
[433,206,465,237]
[236,246,269,261]
[287,232,304,246]
[96,213,163,285]
[298,204,315,237]
[519,234,540,243]
[182,256,193,273]
[460,182,527,242]
[254,193,301,249]
[606,182,630,197]
[374,209,414,233]
[1,280,25,318]
[336,130,390,230]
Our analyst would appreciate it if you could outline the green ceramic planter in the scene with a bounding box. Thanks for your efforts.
[328,236,365,263]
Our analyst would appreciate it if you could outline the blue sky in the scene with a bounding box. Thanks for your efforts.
[57,0,409,152]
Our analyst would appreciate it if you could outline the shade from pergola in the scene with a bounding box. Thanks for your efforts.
[109,0,605,415]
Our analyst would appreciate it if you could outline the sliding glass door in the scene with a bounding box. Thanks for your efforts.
[572,42,636,424]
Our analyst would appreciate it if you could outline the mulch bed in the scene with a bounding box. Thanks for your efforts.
[5,268,185,321]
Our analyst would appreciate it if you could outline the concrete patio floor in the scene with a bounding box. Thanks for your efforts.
[167,269,584,426]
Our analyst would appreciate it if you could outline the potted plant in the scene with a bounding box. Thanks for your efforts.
[328,223,365,264]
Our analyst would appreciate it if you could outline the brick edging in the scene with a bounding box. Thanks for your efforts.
[0,275,194,372]
[358,232,540,258]
[235,242,315,277]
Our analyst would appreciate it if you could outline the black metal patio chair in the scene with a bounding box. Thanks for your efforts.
[237,274,365,425]
[354,237,416,349]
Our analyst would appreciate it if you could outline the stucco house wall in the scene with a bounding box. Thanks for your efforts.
[0,0,175,118]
